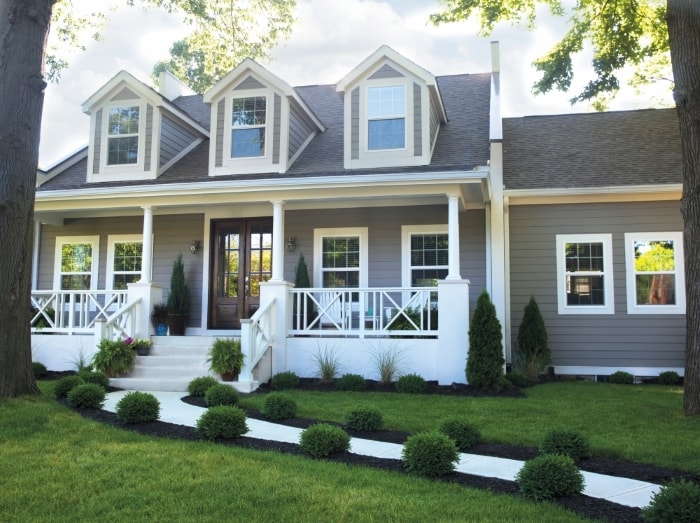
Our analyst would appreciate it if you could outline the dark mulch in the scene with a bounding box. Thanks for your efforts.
[65,378,700,523]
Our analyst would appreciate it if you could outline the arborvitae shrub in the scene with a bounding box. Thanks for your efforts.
[270,371,300,390]
[515,454,585,501]
[205,384,240,407]
[261,392,297,420]
[396,373,427,394]
[299,424,350,458]
[344,405,383,432]
[467,290,505,391]
[539,428,592,461]
[609,371,635,384]
[641,479,700,522]
[438,417,481,450]
[54,375,85,399]
[336,373,367,391]
[657,371,681,386]
[187,376,220,397]
[516,296,551,382]
[116,391,161,423]
[78,370,109,389]
[195,406,248,440]
[67,383,106,409]
[32,362,48,379]
[402,431,459,477]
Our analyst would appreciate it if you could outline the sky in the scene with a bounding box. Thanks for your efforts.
[38,0,669,168]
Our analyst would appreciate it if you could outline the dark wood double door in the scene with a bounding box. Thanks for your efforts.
[209,218,272,329]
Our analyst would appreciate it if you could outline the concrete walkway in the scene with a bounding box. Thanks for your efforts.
[103,390,660,509]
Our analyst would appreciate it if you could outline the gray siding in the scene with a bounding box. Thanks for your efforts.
[110,87,138,101]
[351,87,359,159]
[272,94,281,164]
[160,115,198,168]
[413,82,422,156]
[216,99,225,167]
[234,75,266,90]
[144,104,153,171]
[288,102,315,161]
[429,92,440,149]
[508,201,685,369]
[368,64,404,80]
[93,109,102,174]
[38,214,205,328]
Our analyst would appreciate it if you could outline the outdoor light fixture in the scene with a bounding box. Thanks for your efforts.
[190,240,201,254]
[285,237,297,252]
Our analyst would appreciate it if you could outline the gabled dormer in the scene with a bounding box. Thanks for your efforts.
[203,59,324,176]
[81,71,208,184]
[336,45,448,170]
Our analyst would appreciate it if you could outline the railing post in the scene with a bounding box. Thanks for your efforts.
[437,279,471,384]
[239,319,254,381]
[259,280,293,375]
[94,317,106,348]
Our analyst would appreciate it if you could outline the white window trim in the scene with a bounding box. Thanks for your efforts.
[624,232,685,315]
[53,236,100,291]
[222,88,273,169]
[313,227,368,288]
[401,224,448,287]
[556,234,615,315]
[362,79,411,155]
[106,234,153,291]
[100,100,147,174]
[366,84,407,152]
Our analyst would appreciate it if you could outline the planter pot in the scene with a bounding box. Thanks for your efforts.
[155,324,168,336]
[168,314,187,336]
[135,346,150,356]
[220,371,239,382]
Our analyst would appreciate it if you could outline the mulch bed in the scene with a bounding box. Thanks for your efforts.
[65,377,700,523]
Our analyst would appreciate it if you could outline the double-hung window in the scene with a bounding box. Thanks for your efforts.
[107,106,140,165]
[231,96,266,158]
[107,235,144,290]
[314,228,368,290]
[54,236,99,292]
[402,225,448,288]
[624,232,685,314]
[367,85,405,150]
[556,234,614,314]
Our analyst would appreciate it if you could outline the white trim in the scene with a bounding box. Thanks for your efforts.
[624,231,685,314]
[53,236,100,290]
[554,366,685,378]
[555,234,614,315]
[100,100,147,174]
[400,225,448,287]
[505,185,682,205]
[313,227,368,288]
[106,234,154,291]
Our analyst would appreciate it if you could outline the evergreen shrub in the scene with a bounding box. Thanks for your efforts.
[195,406,248,440]
[641,479,700,522]
[344,404,383,432]
[438,417,481,450]
[466,290,505,391]
[299,424,350,458]
[116,391,161,423]
[205,384,240,407]
[67,383,106,409]
[187,376,219,397]
[539,428,592,461]
[402,431,459,477]
[516,296,551,382]
[54,375,84,399]
[396,373,427,394]
[261,392,297,420]
[515,454,585,501]
[657,371,681,386]
[78,370,109,389]
[270,371,300,390]
[32,362,48,379]
[609,371,635,384]
[336,373,367,391]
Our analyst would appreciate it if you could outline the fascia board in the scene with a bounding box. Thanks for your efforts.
[505,184,682,204]
[203,58,295,104]
[81,71,161,113]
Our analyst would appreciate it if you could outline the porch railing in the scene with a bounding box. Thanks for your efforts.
[95,298,141,342]
[30,290,129,334]
[289,287,438,338]
[240,298,275,382]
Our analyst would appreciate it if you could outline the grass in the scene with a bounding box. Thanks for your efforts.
[239,381,700,473]
[0,382,586,522]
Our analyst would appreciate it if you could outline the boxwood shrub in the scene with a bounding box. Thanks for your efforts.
[187,376,220,397]
[396,373,427,394]
[54,375,85,399]
[195,406,248,440]
[641,479,700,522]
[336,373,367,391]
[609,371,634,384]
[539,428,592,462]
[78,370,109,389]
[657,371,681,386]
[270,371,300,390]
[32,362,48,379]
[261,392,297,420]
[299,423,351,458]
[515,454,585,501]
[402,431,459,477]
[116,391,161,423]
[344,404,383,432]
[67,383,106,409]
[205,384,240,407]
[438,417,481,450]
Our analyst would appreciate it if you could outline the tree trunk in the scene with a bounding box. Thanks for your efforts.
[667,0,700,415]
[0,0,55,397]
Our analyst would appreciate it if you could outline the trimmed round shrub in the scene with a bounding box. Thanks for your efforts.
[609,371,634,384]
[67,383,106,409]
[438,417,481,450]
[396,373,427,394]
[54,375,85,399]
[32,361,48,379]
[506,370,530,389]
[261,392,297,420]
[344,404,383,432]
[195,405,248,440]
[336,373,367,391]
[657,371,681,386]
[205,384,240,407]
[270,371,300,390]
[402,430,459,477]
[641,479,700,522]
[78,370,109,389]
[116,391,160,423]
[515,454,585,501]
[187,376,220,397]
[299,423,351,458]
[539,428,592,461]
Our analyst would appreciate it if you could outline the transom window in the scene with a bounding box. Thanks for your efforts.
[54,236,99,291]
[367,85,405,150]
[107,106,140,165]
[624,232,685,314]
[231,96,266,158]
[556,234,614,314]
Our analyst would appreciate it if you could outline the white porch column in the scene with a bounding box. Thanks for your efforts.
[447,194,461,280]
[139,206,154,283]
[271,200,285,282]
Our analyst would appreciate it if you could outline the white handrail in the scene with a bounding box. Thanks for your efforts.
[31,290,129,334]
[240,298,275,381]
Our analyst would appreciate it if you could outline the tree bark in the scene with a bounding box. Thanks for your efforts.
[667,0,700,415]
[0,0,55,397]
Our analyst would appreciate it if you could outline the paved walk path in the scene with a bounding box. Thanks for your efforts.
[104,390,659,509]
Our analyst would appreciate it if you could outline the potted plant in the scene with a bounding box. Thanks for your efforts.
[208,338,244,381]
[92,338,136,377]
[167,254,190,336]
[131,338,152,356]
[150,303,169,336]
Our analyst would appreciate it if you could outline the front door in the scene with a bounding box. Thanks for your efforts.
[209,218,272,329]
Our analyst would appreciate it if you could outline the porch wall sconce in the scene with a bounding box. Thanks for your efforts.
[190,240,201,255]
[285,237,297,252]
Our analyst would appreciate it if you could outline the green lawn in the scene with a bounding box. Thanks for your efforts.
[0,381,586,522]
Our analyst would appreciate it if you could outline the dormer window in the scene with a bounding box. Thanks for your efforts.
[367,85,405,150]
[107,106,140,165]
[231,96,266,158]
